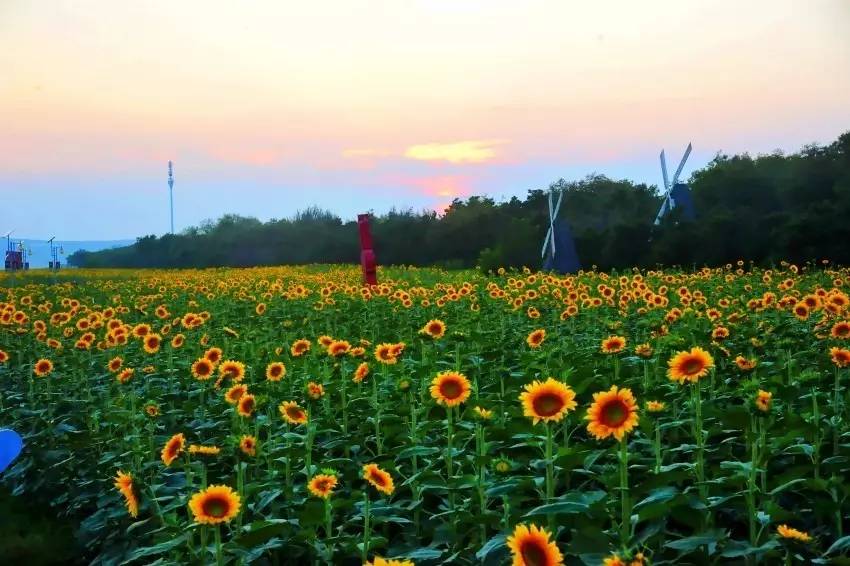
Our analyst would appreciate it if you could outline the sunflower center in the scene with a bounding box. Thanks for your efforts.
[202,496,229,518]
[681,358,703,375]
[287,408,304,420]
[439,379,463,399]
[532,393,564,417]
[520,540,548,566]
[601,399,630,428]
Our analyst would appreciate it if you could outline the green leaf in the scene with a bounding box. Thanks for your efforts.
[634,486,678,510]
[476,534,508,564]
[120,535,188,564]
[522,490,606,517]
[826,536,850,555]
[665,529,727,553]
[395,446,440,459]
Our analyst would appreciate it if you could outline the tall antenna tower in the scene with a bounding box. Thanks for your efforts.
[168,161,175,234]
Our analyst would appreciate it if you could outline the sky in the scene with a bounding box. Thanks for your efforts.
[1,0,849,241]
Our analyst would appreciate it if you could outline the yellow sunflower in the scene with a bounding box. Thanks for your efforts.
[586,386,639,441]
[237,394,256,417]
[188,485,241,525]
[161,432,186,466]
[667,347,715,384]
[307,381,325,399]
[290,339,311,357]
[755,390,772,412]
[279,401,308,425]
[353,362,370,383]
[143,333,162,354]
[224,384,248,404]
[374,343,398,365]
[107,356,123,373]
[191,358,214,381]
[203,347,223,366]
[307,473,338,499]
[363,463,394,495]
[830,321,850,339]
[519,378,577,425]
[327,340,351,357]
[265,361,286,382]
[34,358,54,377]
[113,470,139,518]
[506,523,564,566]
[364,557,414,566]
[239,435,257,457]
[601,335,626,354]
[830,347,850,368]
[421,319,447,339]
[777,524,811,542]
[430,371,471,407]
[526,329,546,349]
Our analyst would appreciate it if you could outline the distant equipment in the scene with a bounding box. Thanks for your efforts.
[4,231,27,272]
[654,143,696,224]
[357,214,378,285]
[48,237,62,271]
[168,161,175,234]
[541,190,580,274]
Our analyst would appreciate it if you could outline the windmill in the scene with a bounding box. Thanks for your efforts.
[541,189,580,274]
[654,143,696,224]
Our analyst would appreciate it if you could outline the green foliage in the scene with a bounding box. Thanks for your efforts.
[69,133,850,271]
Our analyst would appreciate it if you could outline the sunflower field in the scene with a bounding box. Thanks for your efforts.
[1,263,850,566]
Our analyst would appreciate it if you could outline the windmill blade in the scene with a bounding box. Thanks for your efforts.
[552,190,564,218]
[654,195,670,225]
[541,192,554,258]
[541,227,553,258]
[660,150,670,194]
[670,142,692,186]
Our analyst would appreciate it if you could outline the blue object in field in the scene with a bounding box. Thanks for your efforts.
[543,219,581,274]
[670,183,696,221]
[0,429,23,473]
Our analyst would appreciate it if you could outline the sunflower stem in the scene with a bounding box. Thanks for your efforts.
[447,406,455,513]
[653,418,662,474]
[746,415,758,549]
[619,437,630,545]
[214,525,223,566]
[340,364,349,459]
[545,421,555,531]
[324,496,333,561]
[362,491,371,563]
[692,381,707,504]
[812,387,821,480]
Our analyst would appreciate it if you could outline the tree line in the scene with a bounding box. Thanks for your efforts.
[69,131,850,271]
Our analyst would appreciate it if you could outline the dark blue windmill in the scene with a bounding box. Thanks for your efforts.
[654,142,696,224]
[541,190,580,273]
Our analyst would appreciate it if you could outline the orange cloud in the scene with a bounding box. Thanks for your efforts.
[404,140,508,164]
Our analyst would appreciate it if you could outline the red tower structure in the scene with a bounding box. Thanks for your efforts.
[357,214,378,285]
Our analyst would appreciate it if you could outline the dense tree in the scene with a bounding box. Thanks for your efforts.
[69,132,850,271]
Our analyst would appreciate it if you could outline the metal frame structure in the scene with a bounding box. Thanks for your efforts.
[48,236,63,271]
